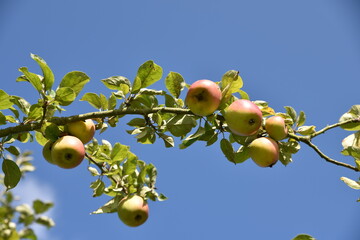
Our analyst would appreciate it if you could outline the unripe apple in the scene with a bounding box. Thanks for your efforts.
[224,99,263,136]
[117,195,149,227]
[42,140,56,165]
[265,116,288,141]
[185,79,222,116]
[248,137,279,167]
[66,119,96,144]
[51,135,85,169]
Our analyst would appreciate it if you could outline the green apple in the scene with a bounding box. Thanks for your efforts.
[42,140,56,165]
[51,135,85,169]
[224,99,263,136]
[117,195,149,227]
[265,116,288,141]
[248,137,279,167]
[66,119,95,144]
[185,79,222,116]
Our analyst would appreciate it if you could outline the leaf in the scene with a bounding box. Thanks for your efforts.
[297,111,306,127]
[166,114,197,137]
[5,146,20,156]
[127,118,147,127]
[55,87,76,106]
[158,132,175,148]
[2,159,21,190]
[31,53,55,91]
[220,138,235,163]
[32,199,54,214]
[296,125,316,136]
[90,179,105,197]
[165,72,185,98]
[179,126,206,149]
[0,89,14,110]
[59,71,90,96]
[43,122,62,141]
[340,177,360,190]
[339,105,360,131]
[110,143,130,162]
[11,95,31,114]
[35,216,55,228]
[108,93,117,110]
[18,67,43,93]
[284,106,297,124]
[122,155,138,176]
[88,166,100,176]
[91,196,122,214]
[220,70,243,106]
[101,76,131,94]
[27,104,43,121]
[80,93,102,109]
[132,60,163,93]
[234,145,250,163]
[0,112,5,125]
[291,234,316,240]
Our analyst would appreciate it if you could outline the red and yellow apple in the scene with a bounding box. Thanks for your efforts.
[66,119,95,144]
[185,79,222,116]
[51,135,85,169]
[265,116,288,141]
[248,137,279,167]
[224,99,263,136]
[117,195,149,227]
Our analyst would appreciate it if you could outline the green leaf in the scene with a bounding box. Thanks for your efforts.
[35,216,55,228]
[59,71,90,96]
[292,234,316,240]
[166,114,197,137]
[158,132,175,148]
[35,131,48,146]
[339,105,360,131]
[340,177,360,190]
[5,146,20,156]
[27,104,43,121]
[127,118,147,127]
[165,72,185,98]
[220,138,235,163]
[234,146,250,163]
[55,87,76,106]
[31,53,55,91]
[33,199,54,214]
[0,90,14,110]
[108,93,117,110]
[179,126,206,149]
[0,112,5,125]
[90,179,105,197]
[123,156,138,176]
[101,76,131,95]
[296,125,316,136]
[18,67,43,93]
[2,159,21,190]
[91,196,122,214]
[11,96,31,114]
[132,60,163,93]
[80,92,102,109]
[220,70,243,107]
[111,143,130,162]
[43,122,62,141]
[284,106,297,124]
[297,111,306,127]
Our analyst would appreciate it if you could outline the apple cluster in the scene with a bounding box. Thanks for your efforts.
[42,119,96,169]
[185,80,288,168]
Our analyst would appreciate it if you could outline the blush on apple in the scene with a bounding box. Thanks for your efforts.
[51,135,85,169]
[185,79,222,116]
[224,99,263,136]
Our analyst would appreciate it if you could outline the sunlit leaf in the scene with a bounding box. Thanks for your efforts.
[55,87,76,106]
[59,71,90,96]
[220,138,235,163]
[0,90,14,110]
[31,53,55,91]
[80,93,102,109]
[132,60,163,93]
[340,177,360,190]
[18,67,43,93]
[165,71,185,98]
[291,234,316,240]
[33,199,54,214]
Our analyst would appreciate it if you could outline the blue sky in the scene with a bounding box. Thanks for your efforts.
[1,0,360,239]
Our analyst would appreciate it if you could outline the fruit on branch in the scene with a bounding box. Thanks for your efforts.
[117,195,149,227]
[66,119,96,144]
[224,99,263,136]
[185,79,222,116]
[265,116,288,141]
[248,137,279,167]
[51,136,85,169]
[42,140,56,164]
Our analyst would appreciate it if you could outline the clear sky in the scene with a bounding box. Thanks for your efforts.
[1,0,360,239]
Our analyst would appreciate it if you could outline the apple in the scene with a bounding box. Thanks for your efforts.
[265,116,288,141]
[51,135,85,169]
[185,79,222,116]
[117,195,149,227]
[248,137,279,167]
[66,119,95,144]
[224,99,263,136]
[42,140,56,165]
